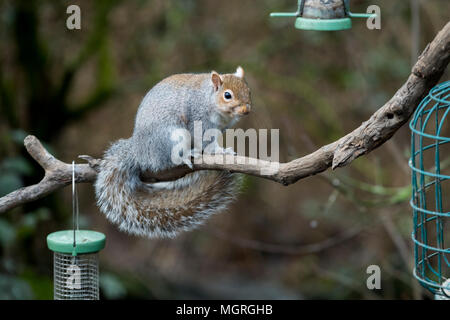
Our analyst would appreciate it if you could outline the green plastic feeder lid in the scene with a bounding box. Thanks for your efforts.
[295,17,352,31]
[270,0,376,31]
[47,230,106,255]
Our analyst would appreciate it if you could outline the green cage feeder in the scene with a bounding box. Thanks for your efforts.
[47,230,106,300]
[409,81,450,299]
[270,0,375,31]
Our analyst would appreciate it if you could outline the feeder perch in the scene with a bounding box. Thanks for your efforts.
[47,230,106,300]
[270,0,375,31]
[409,81,450,299]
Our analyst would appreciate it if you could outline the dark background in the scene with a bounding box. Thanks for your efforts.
[0,0,449,299]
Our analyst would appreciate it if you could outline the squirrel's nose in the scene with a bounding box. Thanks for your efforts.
[237,104,251,115]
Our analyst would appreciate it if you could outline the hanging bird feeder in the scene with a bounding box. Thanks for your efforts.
[47,230,106,300]
[270,0,375,31]
[409,81,450,300]
[46,162,106,300]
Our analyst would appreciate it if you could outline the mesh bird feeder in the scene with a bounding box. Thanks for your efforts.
[409,81,450,299]
[46,162,106,300]
[47,230,106,300]
[270,0,375,31]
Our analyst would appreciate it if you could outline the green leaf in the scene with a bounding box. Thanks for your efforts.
[21,208,50,229]
[0,172,22,197]
[100,273,127,299]
[0,219,16,247]
[1,156,33,176]
[10,129,28,145]
[0,274,33,299]
[20,270,53,299]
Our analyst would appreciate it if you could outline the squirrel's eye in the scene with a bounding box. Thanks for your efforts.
[223,91,233,101]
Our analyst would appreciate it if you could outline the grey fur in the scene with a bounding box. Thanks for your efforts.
[95,70,250,238]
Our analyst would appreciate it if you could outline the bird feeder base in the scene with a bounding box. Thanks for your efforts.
[295,17,352,31]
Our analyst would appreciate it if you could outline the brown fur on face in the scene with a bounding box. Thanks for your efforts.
[213,69,252,116]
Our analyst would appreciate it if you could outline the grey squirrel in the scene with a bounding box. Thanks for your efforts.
[95,66,252,238]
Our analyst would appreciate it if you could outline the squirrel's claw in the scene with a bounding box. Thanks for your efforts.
[182,148,201,169]
[212,146,236,156]
[223,147,236,156]
[182,157,194,169]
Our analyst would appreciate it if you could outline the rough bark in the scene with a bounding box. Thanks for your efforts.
[0,21,449,214]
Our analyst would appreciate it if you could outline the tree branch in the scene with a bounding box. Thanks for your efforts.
[0,22,449,214]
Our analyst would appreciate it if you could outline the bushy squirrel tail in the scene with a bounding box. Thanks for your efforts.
[95,139,240,238]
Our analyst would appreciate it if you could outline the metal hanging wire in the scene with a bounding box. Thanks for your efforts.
[71,161,80,276]
[47,161,105,300]
[72,161,79,247]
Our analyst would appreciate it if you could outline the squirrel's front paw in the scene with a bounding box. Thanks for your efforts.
[213,146,236,156]
[182,158,194,169]
[182,148,202,169]
[224,147,237,156]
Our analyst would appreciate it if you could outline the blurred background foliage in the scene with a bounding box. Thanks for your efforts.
[0,0,449,299]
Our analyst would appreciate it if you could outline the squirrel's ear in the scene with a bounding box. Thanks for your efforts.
[211,71,223,91]
[234,66,244,78]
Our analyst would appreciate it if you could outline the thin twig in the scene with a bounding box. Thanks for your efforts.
[207,226,363,256]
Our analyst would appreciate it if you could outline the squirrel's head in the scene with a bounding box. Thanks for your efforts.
[210,66,251,117]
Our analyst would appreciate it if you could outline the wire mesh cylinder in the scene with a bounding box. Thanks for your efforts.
[409,81,450,299]
[53,252,99,300]
[47,230,106,300]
